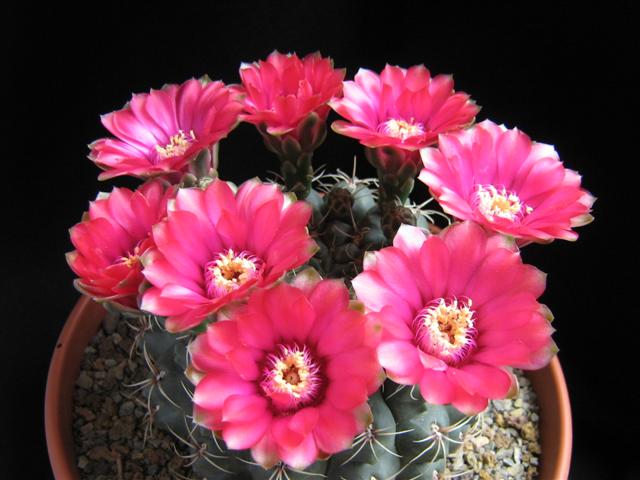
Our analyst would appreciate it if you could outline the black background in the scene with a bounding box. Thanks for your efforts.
[4,2,638,478]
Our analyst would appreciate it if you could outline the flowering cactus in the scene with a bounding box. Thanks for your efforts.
[330,65,478,152]
[90,78,243,180]
[419,120,595,244]
[353,222,555,414]
[140,178,316,332]
[67,52,594,479]
[189,278,382,469]
[236,51,345,198]
[330,65,479,217]
[67,180,174,310]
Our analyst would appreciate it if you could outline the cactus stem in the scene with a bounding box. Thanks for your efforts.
[168,421,234,473]
[373,437,403,458]
[414,423,466,446]
[123,377,155,392]
[314,166,379,194]
[384,383,407,400]
[180,380,194,400]
[125,315,154,359]
[286,466,327,478]
[406,197,453,226]
[441,414,479,436]
[339,435,371,466]
[125,343,181,414]
[242,460,329,480]
[341,425,409,466]
[409,385,420,401]
[385,438,441,480]
[377,427,415,437]
[270,466,291,480]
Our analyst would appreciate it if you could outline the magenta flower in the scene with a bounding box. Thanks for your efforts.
[188,278,383,469]
[89,78,243,180]
[352,221,556,414]
[67,180,174,310]
[237,51,345,139]
[420,120,595,243]
[140,179,316,332]
[330,64,479,151]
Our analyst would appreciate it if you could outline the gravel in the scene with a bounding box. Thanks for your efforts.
[443,370,541,480]
[72,313,192,480]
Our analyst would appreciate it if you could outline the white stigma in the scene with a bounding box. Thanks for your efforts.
[379,118,425,141]
[155,130,196,159]
[415,298,477,365]
[475,184,532,222]
[204,249,262,298]
[261,345,321,407]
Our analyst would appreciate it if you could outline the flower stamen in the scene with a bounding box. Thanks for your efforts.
[204,249,262,298]
[415,297,477,365]
[118,244,143,268]
[378,118,425,141]
[474,184,532,222]
[155,130,197,159]
[261,345,321,410]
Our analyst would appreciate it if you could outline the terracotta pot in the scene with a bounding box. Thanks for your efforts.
[45,296,573,479]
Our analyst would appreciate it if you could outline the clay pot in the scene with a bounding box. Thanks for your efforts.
[45,296,106,480]
[45,296,573,479]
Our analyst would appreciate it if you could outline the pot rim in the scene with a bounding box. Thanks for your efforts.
[45,296,573,479]
[45,296,106,480]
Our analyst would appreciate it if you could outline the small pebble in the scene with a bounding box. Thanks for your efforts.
[444,370,541,479]
[72,315,191,479]
[76,372,93,390]
[119,400,135,417]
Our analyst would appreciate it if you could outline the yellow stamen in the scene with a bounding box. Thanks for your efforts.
[121,254,139,268]
[272,350,312,398]
[380,118,425,141]
[155,130,196,159]
[209,249,257,294]
[477,185,531,222]
[423,298,475,350]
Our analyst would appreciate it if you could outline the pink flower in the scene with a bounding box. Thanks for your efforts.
[237,51,345,139]
[330,64,479,151]
[67,180,174,310]
[90,78,242,180]
[188,277,383,469]
[352,221,556,414]
[140,179,316,332]
[419,120,595,243]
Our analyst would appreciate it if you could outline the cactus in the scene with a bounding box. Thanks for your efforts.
[122,308,476,480]
[109,161,467,479]
[306,169,387,282]
[306,168,440,281]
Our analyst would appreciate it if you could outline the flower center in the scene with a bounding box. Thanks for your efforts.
[378,118,425,141]
[118,244,143,268]
[474,184,532,223]
[414,297,477,365]
[155,130,196,159]
[204,249,263,298]
[121,254,140,268]
[261,345,321,410]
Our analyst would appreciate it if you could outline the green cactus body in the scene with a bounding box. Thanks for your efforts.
[109,167,459,480]
[129,313,475,480]
[306,170,439,279]
[307,177,387,281]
